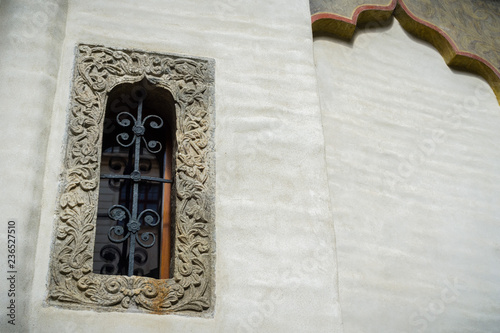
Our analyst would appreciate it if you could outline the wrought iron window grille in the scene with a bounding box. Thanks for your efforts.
[98,96,172,277]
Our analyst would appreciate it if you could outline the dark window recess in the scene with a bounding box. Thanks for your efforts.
[93,83,175,279]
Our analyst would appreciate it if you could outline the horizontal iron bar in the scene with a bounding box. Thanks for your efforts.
[100,174,173,183]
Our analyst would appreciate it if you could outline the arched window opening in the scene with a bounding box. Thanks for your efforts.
[93,81,176,279]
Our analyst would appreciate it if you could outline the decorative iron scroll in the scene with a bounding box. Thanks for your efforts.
[48,44,215,314]
[101,98,171,277]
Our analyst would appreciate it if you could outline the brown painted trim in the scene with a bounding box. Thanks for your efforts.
[160,143,173,280]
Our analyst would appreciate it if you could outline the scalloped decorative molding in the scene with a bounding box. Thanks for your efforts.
[310,0,500,104]
[47,44,215,315]
[311,0,397,40]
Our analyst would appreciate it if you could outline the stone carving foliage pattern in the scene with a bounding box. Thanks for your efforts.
[48,44,215,314]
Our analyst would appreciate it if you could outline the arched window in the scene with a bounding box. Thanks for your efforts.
[49,45,215,313]
[93,81,175,279]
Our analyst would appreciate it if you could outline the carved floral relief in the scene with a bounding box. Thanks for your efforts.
[48,45,215,314]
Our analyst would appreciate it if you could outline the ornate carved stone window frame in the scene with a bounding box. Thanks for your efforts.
[47,44,215,315]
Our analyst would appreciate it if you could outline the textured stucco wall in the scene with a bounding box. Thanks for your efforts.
[4,1,497,333]
[0,1,68,332]
[19,0,342,332]
[314,20,500,333]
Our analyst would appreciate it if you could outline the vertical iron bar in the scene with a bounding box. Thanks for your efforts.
[128,98,143,276]
[128,231,136,276]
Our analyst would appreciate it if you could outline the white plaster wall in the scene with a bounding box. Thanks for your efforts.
[0,1,68,332]
[314,21,500,333]
[21,0,342,332]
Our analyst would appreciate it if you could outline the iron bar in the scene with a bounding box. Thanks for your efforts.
[101,97,166,277]
[100,174,172,183]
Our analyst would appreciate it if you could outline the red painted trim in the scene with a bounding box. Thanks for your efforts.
[311,0,500,80]
[398,0,500,79]
[311,0,397,25]
[311,12,353,25]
